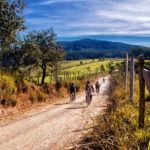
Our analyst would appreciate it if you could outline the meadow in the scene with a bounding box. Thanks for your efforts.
[32,59,122,83]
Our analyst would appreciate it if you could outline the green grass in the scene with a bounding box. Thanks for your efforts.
[61,59,95,69]
[63,60,109,74]
[30,59,122,84]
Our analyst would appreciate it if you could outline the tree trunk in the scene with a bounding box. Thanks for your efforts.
[41,64,46,85]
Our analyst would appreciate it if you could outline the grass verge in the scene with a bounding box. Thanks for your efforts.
[78,72,150,150]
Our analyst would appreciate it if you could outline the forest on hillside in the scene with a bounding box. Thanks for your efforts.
[66,48,150,60]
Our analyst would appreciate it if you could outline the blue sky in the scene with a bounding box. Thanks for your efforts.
[24,0,150,46]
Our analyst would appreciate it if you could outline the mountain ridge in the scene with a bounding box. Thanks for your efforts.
[59,38,143,51]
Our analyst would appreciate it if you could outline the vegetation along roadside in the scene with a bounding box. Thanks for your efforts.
[77,67,150,150]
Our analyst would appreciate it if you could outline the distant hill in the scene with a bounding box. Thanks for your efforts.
[59,39,141,51]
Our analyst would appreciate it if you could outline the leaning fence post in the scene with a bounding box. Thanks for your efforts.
[125,53,129,91]
[130,56,135,102]
[138,54,145,128]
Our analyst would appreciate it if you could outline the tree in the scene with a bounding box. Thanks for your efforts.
[80,60,83,65]
[24,29,65,84]
[100,65,105,72]
[0,41,32,80]
[107,61,115,74]
[0,0,25,51]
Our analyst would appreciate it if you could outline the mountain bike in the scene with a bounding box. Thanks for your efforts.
[86,91,92,106]
[70,92,76,103]
[96,87,100,95]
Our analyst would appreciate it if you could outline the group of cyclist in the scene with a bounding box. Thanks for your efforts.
[69,78,105,106]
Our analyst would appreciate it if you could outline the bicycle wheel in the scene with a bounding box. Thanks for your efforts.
[86,94,91,106]
[73,93,76,101]
[70,93,73,103]
[96,88,99,94]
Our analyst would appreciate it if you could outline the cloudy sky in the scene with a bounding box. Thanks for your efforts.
[24,0,150,46]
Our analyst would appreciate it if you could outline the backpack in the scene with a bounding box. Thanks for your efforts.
[86,84,94,92]
[70,84,76,92]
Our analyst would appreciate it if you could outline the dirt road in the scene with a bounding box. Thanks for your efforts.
[0,76,110,150]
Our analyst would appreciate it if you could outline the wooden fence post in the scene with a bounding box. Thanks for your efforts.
[138,54,145,128]
[130,56,135,102]
[143,69,150,93]
[125,53,129,91]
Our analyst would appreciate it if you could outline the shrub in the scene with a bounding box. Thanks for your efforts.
[15,79,29,93]
[29,92,37,104]
[37,91,46,102]
[0,99,17,107]
[42,83,51,94]
[55,81,62,92]
[80,60,83,65]
[0,73,16,94]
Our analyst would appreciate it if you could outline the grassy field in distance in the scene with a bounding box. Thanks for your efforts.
[40,59,122,83]
[61,59,94,69]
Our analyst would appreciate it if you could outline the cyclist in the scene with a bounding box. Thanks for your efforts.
[95,81,100,95]
[103,78,105,83]
[69,83,76,102]
[85,81,94,106]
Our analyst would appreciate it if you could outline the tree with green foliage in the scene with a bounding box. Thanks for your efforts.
[80,60,83,65]
[24,29,65,84]
[0,0,25,51]
[107,61,115,74]
[131,48,150,59]
[100,65,105,72]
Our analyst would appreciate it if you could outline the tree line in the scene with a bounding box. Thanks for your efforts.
[66,50,126,60]
[0,0,65,84]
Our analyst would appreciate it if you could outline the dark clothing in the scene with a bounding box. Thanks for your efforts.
[85,83,94,106]
[95,82,100,89]
[95,82,100,94]
[85,83,94,92]
[70,83,76,93]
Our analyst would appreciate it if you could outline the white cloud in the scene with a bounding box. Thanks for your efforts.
[37,0,87,5]
[26,0,150,37]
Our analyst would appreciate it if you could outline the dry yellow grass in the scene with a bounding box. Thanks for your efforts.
[78,72,150,150]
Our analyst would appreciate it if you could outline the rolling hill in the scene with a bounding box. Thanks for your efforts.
[59,39,141,51]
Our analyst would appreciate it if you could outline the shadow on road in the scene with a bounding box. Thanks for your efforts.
[54,102,69,105]
[66,106,87,110]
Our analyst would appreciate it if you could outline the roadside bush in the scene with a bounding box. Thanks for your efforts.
[37,91,47,102]
[0,89,18,107]
[55,81,62,92]
[0,99,17,107]
[0,73,16,94]
[15,79,29,93]
[29,90,47,103]
[42,83,50,94]
[78,72,150,150]
[29,92,37,104]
